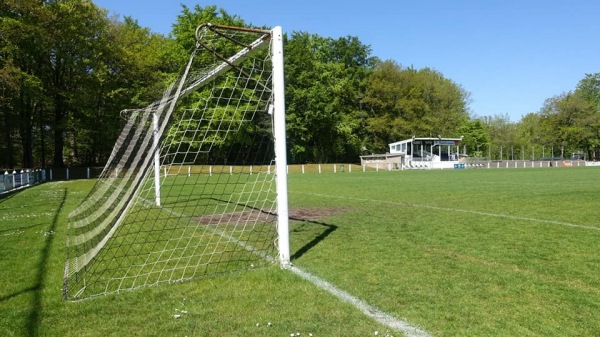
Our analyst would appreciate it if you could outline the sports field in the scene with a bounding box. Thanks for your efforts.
[1,167,599,336]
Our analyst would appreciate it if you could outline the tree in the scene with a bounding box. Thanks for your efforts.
[514,112,543,160]
[68,15,176,166]
[576,73,600,109]
[539,92,597,159]
[574,73,600,159]
[0,0,180,168]
[0,62,26,168]
[284,32,373,163]
[456,119,489,157]
[481,114,520,160]
[1,0,54,168]
[363,60,470,153]
[166,5,259,164]
[171,4,246,51]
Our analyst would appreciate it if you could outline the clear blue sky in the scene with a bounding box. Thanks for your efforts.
[94,0,599,122]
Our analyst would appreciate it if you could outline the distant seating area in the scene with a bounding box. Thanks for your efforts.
[407,162,430,169]
[406,162,487,169]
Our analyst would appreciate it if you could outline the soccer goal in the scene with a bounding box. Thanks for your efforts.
[63,24,289,300]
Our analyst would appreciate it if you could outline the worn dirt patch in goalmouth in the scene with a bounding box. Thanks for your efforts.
[195,207,346,225]
[288,207,346,222]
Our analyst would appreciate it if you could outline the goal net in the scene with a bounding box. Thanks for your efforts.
[63,24,289,300]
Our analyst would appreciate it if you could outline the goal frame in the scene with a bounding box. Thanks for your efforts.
[270,26,290,266]
[149,25,290,266]
[64,24,290,300]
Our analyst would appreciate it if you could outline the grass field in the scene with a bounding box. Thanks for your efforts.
[1,167,599,336]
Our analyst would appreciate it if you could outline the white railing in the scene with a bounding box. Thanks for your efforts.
[0,169,46,194]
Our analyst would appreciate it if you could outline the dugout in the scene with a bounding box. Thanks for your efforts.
[359,153,405,170]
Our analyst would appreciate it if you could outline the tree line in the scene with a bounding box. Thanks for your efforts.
[464,73,600,161]
[1,1,599,169]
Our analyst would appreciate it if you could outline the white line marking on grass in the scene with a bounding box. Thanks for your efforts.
[295,192,600,231]
[154,201,432,336]
[289,265,432,337]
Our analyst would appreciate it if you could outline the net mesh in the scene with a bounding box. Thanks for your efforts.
[64,24,279,300]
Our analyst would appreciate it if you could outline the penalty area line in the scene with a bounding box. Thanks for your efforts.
[288,265,432,337]
[295,192,600,232]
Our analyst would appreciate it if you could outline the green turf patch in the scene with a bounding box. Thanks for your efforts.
[288,167,600,336]
[1,167,599,336]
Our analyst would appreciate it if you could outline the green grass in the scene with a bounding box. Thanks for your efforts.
[288,167,600,336]
[1,167,599,336]
[0,179,395,337]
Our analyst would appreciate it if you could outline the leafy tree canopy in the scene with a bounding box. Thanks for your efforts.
[364,60,470,153]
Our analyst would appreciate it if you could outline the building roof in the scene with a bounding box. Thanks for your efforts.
[388,137,463,146]
[359,153,405,159]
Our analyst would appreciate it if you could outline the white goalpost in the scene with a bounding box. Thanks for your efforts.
[64,24,289,300]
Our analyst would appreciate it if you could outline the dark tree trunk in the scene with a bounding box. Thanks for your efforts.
[2,111,15,168]
[20,100,34,168]
[53,99,65,167]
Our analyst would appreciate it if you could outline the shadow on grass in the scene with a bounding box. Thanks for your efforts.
[0,188,25,208]
[0,181,47,203]
[0,286,38,303]
[0,191,16,203]
[0,188,67,336]
[28,188,66,336]
[290,218,337,261]
[0,185,61,234]
[0,222,50,235]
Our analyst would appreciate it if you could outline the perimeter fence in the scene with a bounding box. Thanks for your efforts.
[1,169,47,195]
[1,160,595,196]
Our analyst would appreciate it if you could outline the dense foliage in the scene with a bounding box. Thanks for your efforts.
[285,32,374,163]
[364,60,470,153]
[1,0,176,168]
[1,1,598,168]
